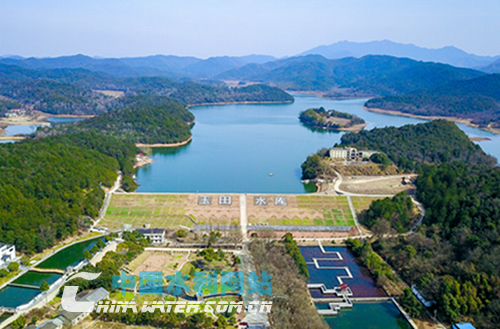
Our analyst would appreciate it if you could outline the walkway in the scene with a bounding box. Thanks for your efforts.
[240,194,248,241]
[347,195,364,238]
[93,173,122,226]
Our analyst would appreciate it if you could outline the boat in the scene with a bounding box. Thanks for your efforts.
[269,173,274,176]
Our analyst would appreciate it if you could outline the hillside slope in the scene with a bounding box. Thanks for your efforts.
[366,74,500,127]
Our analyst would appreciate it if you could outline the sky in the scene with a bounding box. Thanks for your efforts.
[1,0,500,58]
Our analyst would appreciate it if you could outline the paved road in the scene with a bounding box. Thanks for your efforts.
[145,247,242,254]
[93,173,122,226]
[90,241,117,265]
[333,169,426,235]
[240,194,248,241]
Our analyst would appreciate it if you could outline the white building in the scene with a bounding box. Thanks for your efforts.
[329,147,378,161]
[136,228,166,244]
[0,243,15,266]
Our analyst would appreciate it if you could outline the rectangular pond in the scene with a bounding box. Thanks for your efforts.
[0,286,41,308]
[36,237,103,270]
[320,301,412,329]
[300,245,385,298]
[12,271,63,287]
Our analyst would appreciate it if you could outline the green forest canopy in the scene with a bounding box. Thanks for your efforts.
[375,162,500,327]
[0,63,293,115]
[0,133,137,254]
[338,120,496,171]
[35,95,194,145]
[299,107,365,130]
[366,74,500,127]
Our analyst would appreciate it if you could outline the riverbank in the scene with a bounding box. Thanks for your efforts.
[470,136,491,142]
[134,154,153,168]
[365,107,500,134]
[135,136,193,148]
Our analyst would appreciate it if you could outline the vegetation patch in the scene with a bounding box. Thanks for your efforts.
[299,107,365,130]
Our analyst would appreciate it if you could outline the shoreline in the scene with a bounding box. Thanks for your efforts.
[305,122,367,133]
[135,136,193,148]
[364,107,500,134]
[0,136,25,141]
[0,111,94,133]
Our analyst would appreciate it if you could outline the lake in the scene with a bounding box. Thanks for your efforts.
[136,94,500,193]
[1,117,84,137]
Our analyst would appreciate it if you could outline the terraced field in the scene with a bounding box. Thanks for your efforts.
[350,196,384,214]
[100,194,378,231]
[247,195,355,226]
[99,194,239,230]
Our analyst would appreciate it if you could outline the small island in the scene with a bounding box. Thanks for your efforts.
[299,107,367,132]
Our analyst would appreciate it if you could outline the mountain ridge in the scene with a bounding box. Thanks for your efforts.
[299,40,500,69]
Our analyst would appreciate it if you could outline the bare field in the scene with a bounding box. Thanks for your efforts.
[128,250,189,276]
[340,174,417,195]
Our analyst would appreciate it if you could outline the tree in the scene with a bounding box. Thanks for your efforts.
[399,288,422,318]
[10,316,26,329]
[83,250,93,260]
[40,280,50,292]
[8,262,19,272]
[176,229,187,238]
[0,269,9,277]
[96,239,106,249]
[90,244,100,254]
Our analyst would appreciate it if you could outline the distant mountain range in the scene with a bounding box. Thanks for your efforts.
[0,54,278,79]
[216,54,484,95]
[480,57,500,74]
[299,40,500,69]
[3,41,500,127]
[2,40,499,81]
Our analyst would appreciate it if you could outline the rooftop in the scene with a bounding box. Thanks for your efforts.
[82,287,109,303]
[453,323,476,329]
[136,228,166,235]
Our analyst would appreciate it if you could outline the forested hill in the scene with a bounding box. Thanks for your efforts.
[35,96,194,145]
[0,133,137,254]
[0,63,293,116]
[216,55,484,95]
[376,162,500,327]
[338,120,496,170]
[365,74,500,128]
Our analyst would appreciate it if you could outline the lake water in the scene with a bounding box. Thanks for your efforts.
[136,94,500,193]
[1,117,84,137]
[3,124,41,136]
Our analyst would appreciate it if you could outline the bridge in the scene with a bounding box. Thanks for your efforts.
[30,268,65,275]
[8,283,40,290]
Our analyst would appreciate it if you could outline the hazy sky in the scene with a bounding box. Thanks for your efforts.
[1,0,500,58]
